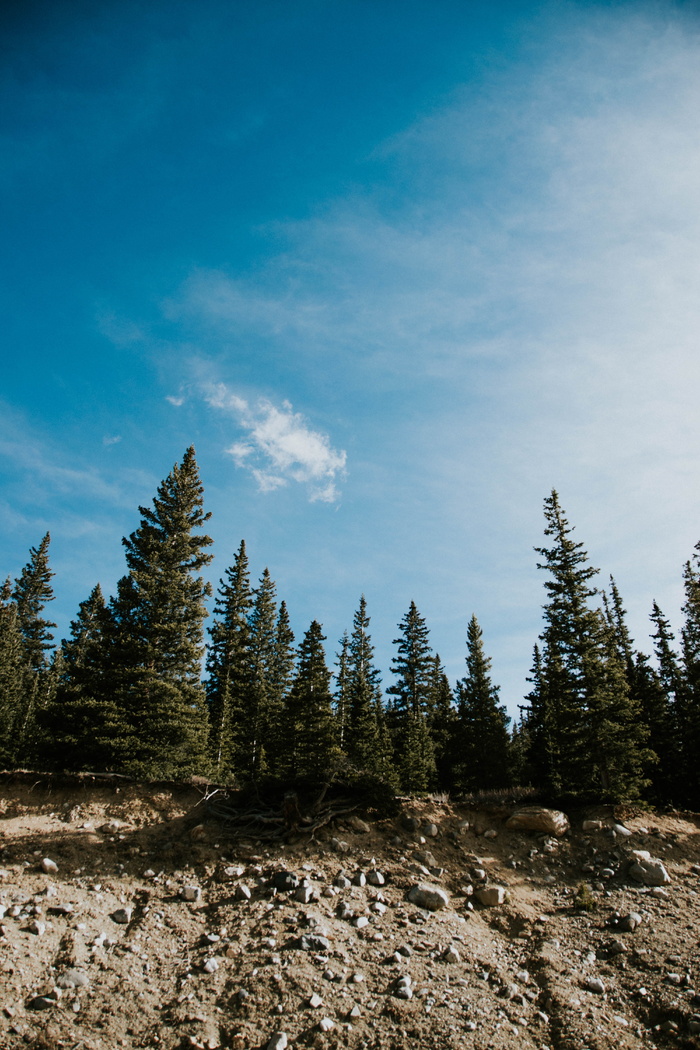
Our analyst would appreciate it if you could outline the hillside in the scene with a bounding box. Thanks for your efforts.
[0,774,698,1049]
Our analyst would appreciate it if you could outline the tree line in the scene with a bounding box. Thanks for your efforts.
[1,447,698,806]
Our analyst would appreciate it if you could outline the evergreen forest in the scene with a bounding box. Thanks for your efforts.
[1,447,698,808]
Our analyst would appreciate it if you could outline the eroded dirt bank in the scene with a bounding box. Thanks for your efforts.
[0,773,699,1050]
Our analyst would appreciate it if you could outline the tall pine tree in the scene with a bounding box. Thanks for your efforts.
[529,491,651,802]
[9,535,57,765]
[106,447,213,778]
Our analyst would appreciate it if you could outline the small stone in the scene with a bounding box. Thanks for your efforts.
[353,871,366,887]
[56,969,90,990]
[235,884,252,900]
[476,886,506,907]
[27,995,55,1011]
[483,829,498,840]
[367,870,385,886]
[266,1033,288,1050]
[346,816,370,834]
[41,858,58,874]
[423,823,438,838]
[28,920,46,936]
[585,977,606,994]
[203,958,220,974]
[181,886,202,902]
[354,916,369,929]
[110,907,132,925]
[189,824,207,841]
[318,1018,335,1032]
[612,824,633,839]
[272,871,299,891]
[297,934,330,952]
[143,869,156,879]
[618,912,642,932]
[308,993,323,1008]
[444,947,460,963]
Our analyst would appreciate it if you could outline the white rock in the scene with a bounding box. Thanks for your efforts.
[181,885,202,902]
[266,1033,288,1050]
[476,886,506,907]
[41,858,58,874]
[309,992,323,1008]
[235,883,252,900]
[318,1018,335,1031]
[483,829,498,840]
[444,947,461,963]
[585,977,606,994]
[295,884,314,904]
[203,957,219,973]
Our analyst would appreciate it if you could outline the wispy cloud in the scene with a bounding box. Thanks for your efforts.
[203,383,347,503]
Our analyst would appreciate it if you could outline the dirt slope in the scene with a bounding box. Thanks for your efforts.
[0,773,699,1050]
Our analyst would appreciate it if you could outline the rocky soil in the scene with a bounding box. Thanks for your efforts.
[0,773,699,1050]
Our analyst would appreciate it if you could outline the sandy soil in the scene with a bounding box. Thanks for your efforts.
[0,772,699,1050]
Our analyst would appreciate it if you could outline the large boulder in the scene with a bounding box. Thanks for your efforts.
[407,883,450,911]
[505,806,570,837]
[628,850,671,886]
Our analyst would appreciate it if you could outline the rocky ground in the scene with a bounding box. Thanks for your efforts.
[0,774,699,1050]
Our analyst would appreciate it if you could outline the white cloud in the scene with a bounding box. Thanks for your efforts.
[202,383,347,503]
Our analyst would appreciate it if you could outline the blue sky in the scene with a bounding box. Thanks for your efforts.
[2,0,700,716]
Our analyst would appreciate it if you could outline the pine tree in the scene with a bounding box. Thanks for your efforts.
[39,584,123,772]
[649,602,684,802]
[206,540,252,779]
[283,621,338,780]
[427,653,456,791]
[241,568,278,779]
[8,535,57,765]
[679,550,700,806]
[265,600,296,774]
[344,596,385,776]
[530,491,651,802]
[107,447,213,778]
[12,533,55,673]
[453,615,511,793]
[334,631,350,750]
[0,580,26,767]
[387,602,436,792]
